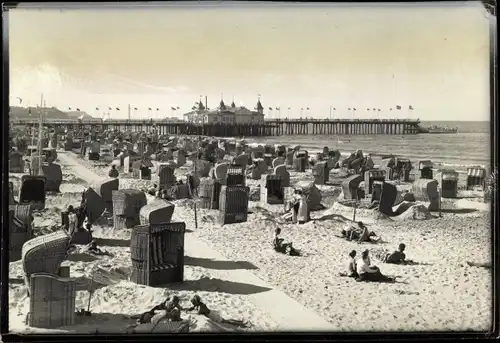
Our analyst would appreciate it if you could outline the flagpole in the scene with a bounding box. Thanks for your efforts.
[38,93,44,176]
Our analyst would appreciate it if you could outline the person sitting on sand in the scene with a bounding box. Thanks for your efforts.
[347,250,359,278]
[356,250,394,283]
[158,295,183,321]
[384,243,413,264]
[341,222,379,243]
[148,184,158,196]
[273,228,300,256]
[185,295,249,328]
[108,165,119,178]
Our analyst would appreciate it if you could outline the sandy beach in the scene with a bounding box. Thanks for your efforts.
[8,147,492,334]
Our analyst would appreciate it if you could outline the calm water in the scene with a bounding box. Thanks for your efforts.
[250,121,491,169]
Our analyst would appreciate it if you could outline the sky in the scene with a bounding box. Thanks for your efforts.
[7,2,494,120]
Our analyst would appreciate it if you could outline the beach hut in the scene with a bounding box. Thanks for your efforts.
[28,274,76,329]
[312,161,329,185]
[9,205,34,261]
[273,164,290,187]
[226,166,246,186]
[132,158,153,180]
[123,156,131,174]
[364,169,387,195]
[9,150,25,173]
[295,180,323,211]
[219,185,250,225]
[112,189,147,229]
[42,162,63,192]
[139,200,175,225]
[411,179,439,211]
[440,169,459,198]
[158,163,177,189]
[418,160,434,179]
[9,181,16,205]
[467,167,486,190]
[341,174,363,200]
[19,175,46,210]
[293,151,308,172]
[260,174,284,204]
[130,222,186,286]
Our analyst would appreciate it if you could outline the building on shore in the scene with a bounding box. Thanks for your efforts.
[183,97,265,125]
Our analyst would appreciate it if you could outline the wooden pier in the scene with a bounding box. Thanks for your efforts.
[10,118,424,136]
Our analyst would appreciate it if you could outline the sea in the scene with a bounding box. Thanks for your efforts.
[249,121,491,171]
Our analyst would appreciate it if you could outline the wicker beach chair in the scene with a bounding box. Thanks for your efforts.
[273,164,290,188]
[9,150,25,173]
[195,159,212,178]
[260,174,284,204]
[293,152,308,172]
[158,163,177,188]
[9,204,34,261]
[140,200,175,225]
[22,231,70,292]
[9,181,16,205]
[364,169,387,195]
[42,162,63,192]
[112,189,147,229]
[295,180,323,211]
[418,160,434,179]
[219,185,250,225]
[312,161,329,185]
[272,157,285,169]
[89,178,119,213]
[214,162,229,183]
[28,273,76,328]
[226,166,246,187]
[130,222,186,286]
[467,167,486,190]
[198,178,215,209]
[439,170,459,198]
[19,175,47,210]
[411,179,439,211]
[232,154,249,169]
[378,182,397,216]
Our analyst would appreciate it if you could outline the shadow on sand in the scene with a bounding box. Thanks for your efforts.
[95,238,131,247]
[9,278,25,285]
[439,208,479,214]
[170,277,272,295]
[184,257,258,271]
[72,276,108,292]
[67,253,99,263]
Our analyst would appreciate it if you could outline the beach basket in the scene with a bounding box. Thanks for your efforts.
[9,205,34,260]
[293,155,307,172]
[341,174,363,200]
[89,178,119,213]
[198,178,214,209]
[176,149,187,167]
[275,144,286,156]
[285,150,294,166]
[263,154,273,168]
[371,181,384,202]
[210,180,223,210]
[226,166,246,186]
[22,231,70,292]
[411,179,439,211]
[158,163,177,188]
[232,154,249,169]
[19,175,46,210]
[88,152,100,161]
[312,161,329,185]
[364,169,386,195]
[295,180,322,211]
[9,151,25,173]
[272,157,285,168]
[113,215,138,230]
[440,170,459,198]
[90,142,101,154]
[260,174,284,204]
[64,138,73,151]
[112,189,147,220]
[274,164,290,187]
[28,273,76,328]
[219,185,250,225]
[140,200,175,225]
[42,163,63,192]
[195,159,212,178]
[467,167,486,190]
[214,163,229,183]
[378,182,398,216]
[9,181,16,205]
[123,156,131,174]
[418,160,433,179]
[130,222,186,286]
[250,160,267,180]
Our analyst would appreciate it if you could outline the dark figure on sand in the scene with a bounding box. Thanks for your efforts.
[109,165,119,178]
[356,250,395,283]
[384,243,408,264]
[341,221,380,243]
[273,228,300,256]
[185,295,249,328]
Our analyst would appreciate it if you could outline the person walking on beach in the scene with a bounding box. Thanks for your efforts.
[108,165,119,178]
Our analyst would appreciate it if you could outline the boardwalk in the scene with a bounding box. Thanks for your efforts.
[10,118,424,136]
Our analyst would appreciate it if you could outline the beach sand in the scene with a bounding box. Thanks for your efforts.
[8,151,492,333]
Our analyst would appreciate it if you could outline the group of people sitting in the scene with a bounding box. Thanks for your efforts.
[137,295,249,328]
[282,189,309,224]
[340,221,381,243]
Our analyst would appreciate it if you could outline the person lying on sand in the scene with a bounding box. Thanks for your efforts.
[185,295,249,328]
[384,243,411,264]
[83,240,113,257]
[341,222,380,243]
[356,250,395,283]
[156,296,183,321]
[273,228,300,256]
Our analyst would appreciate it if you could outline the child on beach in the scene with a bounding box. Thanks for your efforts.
[185,295,249,328]
[385,243,407,264]
[108,165,119,178]
[356,250,395,283]
[346,250,359,278]
[273,228,300,256]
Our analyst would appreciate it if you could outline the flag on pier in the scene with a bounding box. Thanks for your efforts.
[68,107,72,110]
[134,107,138,111]
[367,108,370,111]
[96,107,99,111]
[353,108,356,111]
[176,106,180,109]
[193,106,198,110]
[306,107,310,110]
[148,108,152,111]
[276,106,280,110]
[116,107,120,111]
[333,108,336,110]
[156,108,160,111]
[171,107,176,110]
[109,107,112,110]
[396,105,402,110]
[78,114,84,120]
[378,109,381,112]
[76,108,81,111]
[269,107,273,111]
[390,108,393,111]
[409,105,414,110]
[288,107,291,110]
[348,108,351,111]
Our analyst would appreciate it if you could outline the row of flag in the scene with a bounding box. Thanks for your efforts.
[69,107,170,112]
[264,105,414,111]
